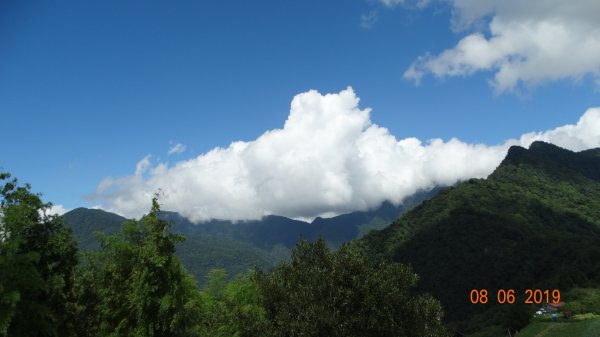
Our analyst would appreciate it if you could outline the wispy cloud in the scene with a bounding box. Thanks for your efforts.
[92,88,600,222]
[361,11,379,29]
[379,0,430,9]
[380,0,404,7]
[168,143,186,155]
[135,155,151,175]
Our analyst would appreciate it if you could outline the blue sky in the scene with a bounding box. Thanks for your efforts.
[2,0,600,219]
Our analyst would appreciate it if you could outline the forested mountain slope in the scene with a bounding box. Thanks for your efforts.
[359,141,600,332]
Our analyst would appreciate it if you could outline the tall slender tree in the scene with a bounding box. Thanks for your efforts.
[79,196,202,337]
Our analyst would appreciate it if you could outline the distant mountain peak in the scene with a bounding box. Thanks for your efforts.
[497,141,600,182]
[502,141,568,165]
[528,140,563,151]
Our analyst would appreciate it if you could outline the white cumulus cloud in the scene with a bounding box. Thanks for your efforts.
[92,88,600,222]
[404,0,600,92]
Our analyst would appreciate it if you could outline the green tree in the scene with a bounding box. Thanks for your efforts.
[78,196,202,337]
[0,172,78,337]
[198,269,269,337]
[255,238,448,337]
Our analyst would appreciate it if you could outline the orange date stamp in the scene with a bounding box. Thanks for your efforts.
[469,289,561,305]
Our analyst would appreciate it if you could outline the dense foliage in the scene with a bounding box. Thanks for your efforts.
[254,238,448,337]
[0,173,78,337]
[176,234,280,286]
[197,269,269,337]
[563,288,600,317]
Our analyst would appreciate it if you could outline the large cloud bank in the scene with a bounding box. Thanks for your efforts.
[93,88,600,222]
[404,0,600,92]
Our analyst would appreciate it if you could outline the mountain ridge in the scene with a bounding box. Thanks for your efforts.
[64,189,438,285]
[499,141,600,182]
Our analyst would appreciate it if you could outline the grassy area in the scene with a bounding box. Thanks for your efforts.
[516,317,600,337]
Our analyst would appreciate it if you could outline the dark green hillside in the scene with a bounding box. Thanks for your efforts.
[63,208,127,250]
[359,142,600,332]
[162,212,311,249]
[63,208,279,286]
[172,234,279,285]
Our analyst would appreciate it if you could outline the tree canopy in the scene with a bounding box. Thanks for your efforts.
[76,196,202,337]
[255,238,448,337]
[0,172,78,337]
